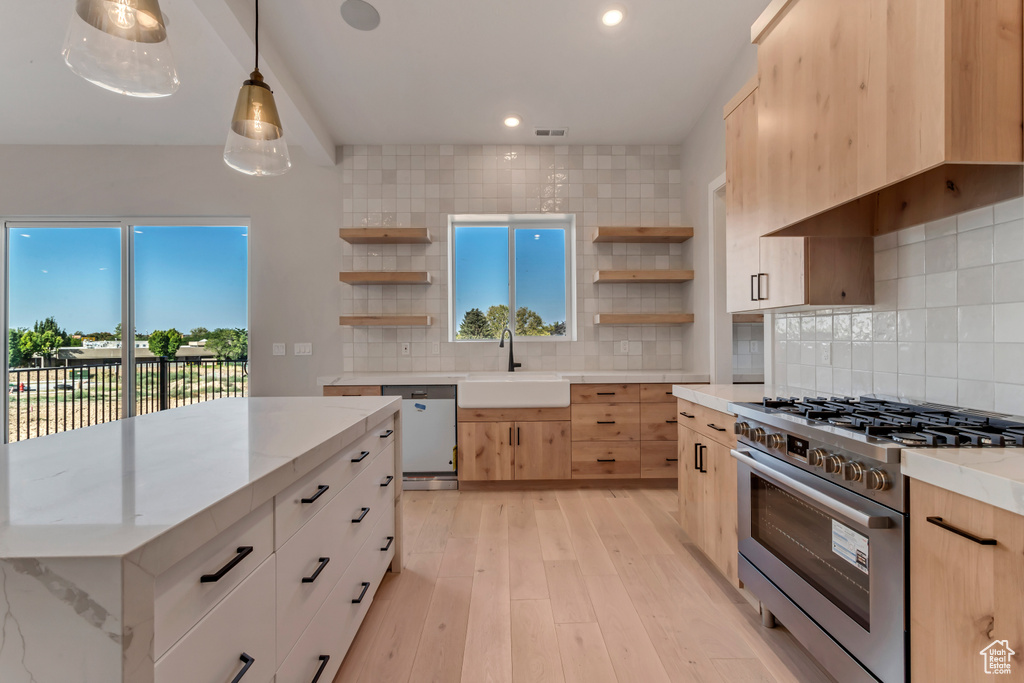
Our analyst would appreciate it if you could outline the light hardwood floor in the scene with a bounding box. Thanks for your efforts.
[334,488,834,683]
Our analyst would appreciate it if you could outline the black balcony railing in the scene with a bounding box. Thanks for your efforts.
[8,358,248,443]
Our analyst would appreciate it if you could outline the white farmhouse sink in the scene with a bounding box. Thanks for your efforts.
[457,372,570,408]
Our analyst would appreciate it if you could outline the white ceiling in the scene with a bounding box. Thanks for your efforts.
[0,0,767,151]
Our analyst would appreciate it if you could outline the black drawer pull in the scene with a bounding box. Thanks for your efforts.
[597,458,616,463]
[666,458,679,462]
[381,536,394,551]
[310,655,330,683]
[707,423,727,432]
[231,653,255,683]
[201,546,253,583]
[596,392,616,395]
[679,412,694,419]
[597,421,615,424]
[352,507,370,523]
[926,517,997,546]
[380,429,394,438]
[302,557,331,583]
[665,419,678,424]
[352,581,371,604]
[352,450,370,463]
[301,484,330,504]
[665,391,673,395]
[380,475,394,487]
[699,444,707,473]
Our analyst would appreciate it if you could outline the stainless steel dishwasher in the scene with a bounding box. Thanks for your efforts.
[382,385,458,490]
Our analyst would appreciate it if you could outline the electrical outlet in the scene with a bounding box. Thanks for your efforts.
[294,343,312,356]
[401,343,411,356]
[620,340,629,354]
[272,343,285,356]
[432,342,440,355]
[822,342,832,366]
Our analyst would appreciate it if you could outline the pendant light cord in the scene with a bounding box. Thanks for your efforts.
[254,0,259,71]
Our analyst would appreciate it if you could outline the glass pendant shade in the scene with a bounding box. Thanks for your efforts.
[62,0,179,97]
[223,69,291,176]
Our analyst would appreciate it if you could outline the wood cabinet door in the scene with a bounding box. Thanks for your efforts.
[639,402,677,441]
[515,421,571,480]
[570,403,640,441]
[725,83,764,313]
[758,236,806,309]
[458,421,513,481]
[702,440,739,586]
[677,426,704,547]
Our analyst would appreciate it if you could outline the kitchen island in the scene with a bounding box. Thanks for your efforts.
[0,396,402,683]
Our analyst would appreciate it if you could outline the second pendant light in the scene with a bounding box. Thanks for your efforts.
[224,0,291,176]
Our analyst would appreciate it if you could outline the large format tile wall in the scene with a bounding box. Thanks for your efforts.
[733,322,765,378]
[772,198,1024,414]
[338,144,691,373]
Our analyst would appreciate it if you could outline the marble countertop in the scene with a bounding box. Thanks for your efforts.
[903,448,1024,517]
[0,397,400,561]
[672,383,774,415]
[319,371,711,386]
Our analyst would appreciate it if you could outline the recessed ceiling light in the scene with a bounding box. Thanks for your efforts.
[602,8,624,26]
[504,115,522,128]
[341,0,380,31]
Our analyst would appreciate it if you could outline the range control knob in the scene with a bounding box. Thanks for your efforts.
[807,448,828,468]
[735,422,751,437]
[824,454,846,475]
[866,468,892,491]
[765,433,786,449]
[843,461,865,482]
[750,427,767,443]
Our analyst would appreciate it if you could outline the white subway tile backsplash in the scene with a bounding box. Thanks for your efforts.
[898,243,926,277]
[958,379,994,411]
[993,219,1024,264]
[873,311,898,341]
[994,303,1024,343]
[876,249,898,281]
[957,343,993,382]
[897,309,927,342]
[926,307,958,343]
[957,266,994,306]
[897,275,927,309]
[898,342,926,376]
[958,305,994,343]
[924,235,957,273]
[925,271,957,308]
[994,344,1024,385]
[994,262,1024,303]
[957,205,995,233]
[957,226,994,269]
[874,342,898,373]
[994,198,1024,224]
[995,383,1024,416]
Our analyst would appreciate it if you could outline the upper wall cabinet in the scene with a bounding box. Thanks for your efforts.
[753,0,1024,236]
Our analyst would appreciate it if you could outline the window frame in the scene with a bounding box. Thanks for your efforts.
[447,214,576,343]
[2,216,250,443]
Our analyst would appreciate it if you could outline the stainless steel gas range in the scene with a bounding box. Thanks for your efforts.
[729,396,1024,683]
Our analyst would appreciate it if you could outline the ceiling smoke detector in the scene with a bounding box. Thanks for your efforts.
[534,128,568,137]
[341,0,380,31]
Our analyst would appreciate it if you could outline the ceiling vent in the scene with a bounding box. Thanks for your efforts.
[534,128,568,137]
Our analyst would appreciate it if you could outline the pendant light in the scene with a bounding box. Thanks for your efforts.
[62,0,179,97]
[224,0,291,176]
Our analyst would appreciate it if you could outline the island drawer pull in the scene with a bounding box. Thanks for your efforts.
[926,517,997,546]
[679,412,695,418]
[665,419,678,424]
[352,450,370,463]
[352,581,371,604]
[231,653,255,683]
[200,546,253,583]
[380,475,394,487]
[302,557,331,583]
[380,429,394,438]
[381,536,394,551]
[597,392,616,395]
[310,655,331,683]
[597,420,616,424]
[665,391,673,395]
[352,507,370,523]
[666,458,679,462]
[707,423,727,432]
[301,484,330,504]
[597,458,616,463]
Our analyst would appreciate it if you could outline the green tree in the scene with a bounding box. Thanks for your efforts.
[148,329,185,359]
[206,328,248,361]
[8,328,27,368]
[484,305,510,338]
[19,329,66,365]
[188,326,211,340]
[457,308,489,339]
[33,316,67,338]
[515,307,547,336]
[550,321,567,336]
[113,322,122,341]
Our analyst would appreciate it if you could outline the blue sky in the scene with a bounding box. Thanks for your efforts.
[9,226,247,334]
[453,226,566,327]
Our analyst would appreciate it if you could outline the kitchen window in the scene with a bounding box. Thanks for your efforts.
[448,215,576,342]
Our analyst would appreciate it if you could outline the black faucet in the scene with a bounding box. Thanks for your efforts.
[499,327,522,372]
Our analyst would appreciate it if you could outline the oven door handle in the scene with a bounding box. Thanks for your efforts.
[730,449,892,530]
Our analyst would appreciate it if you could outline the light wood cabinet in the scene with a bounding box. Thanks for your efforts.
[910,479,1024,682]
[458,421,514,481]
[725,79,763,314]
[457,413,572,482]
[677,425,704,546]
[515,421,572,480]
[323,385,382,397]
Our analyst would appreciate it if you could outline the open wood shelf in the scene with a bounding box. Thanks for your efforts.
[339,228,432,244]
[339,271,432,285]
[592,227,694,243]
[593,313,694,325]
[732,314,765,323]
[339,315,432,327]
[594,269,694,284]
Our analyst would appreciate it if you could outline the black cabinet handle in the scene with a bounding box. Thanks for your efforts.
[679,412,694,419]
[310,655,330,683]
[597,458,616,463]
[699,444,708,473]
[693,442,700,470]
[380,475,394,487]
[381,536,394,551]
[201,546,253,583]
[751,274,758,301]
[352,581,371,604]
[352,450,370,463]
[302,557,331,583]
[301,484,330,504]
[380,429,394,439]
[758,273,768,300]
[707,423,727,432]
[517,427,521,445]
[509,427,513,443]
[666,458,679,462]
[926,517,997,546]
[231,653,255,683]
[665,391,673,395]
[597,392,615,396]
[597,421,616,424]
[352,507,370,523]
[665,419,678,424]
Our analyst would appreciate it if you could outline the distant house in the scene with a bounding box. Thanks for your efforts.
[55,345,214,367]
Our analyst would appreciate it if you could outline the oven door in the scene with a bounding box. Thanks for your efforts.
[732,447,905,683]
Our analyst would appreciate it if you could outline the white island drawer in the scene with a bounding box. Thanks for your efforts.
[154,500,273,658]
[156,555,276,683]
[275,415,395,547]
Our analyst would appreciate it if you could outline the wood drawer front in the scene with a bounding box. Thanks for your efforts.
[156,555,276,683]
[571,443,641,479]
[677,399,735,448]
[640,442,679,479]
[640,402,678,441]
[277,443,395,663]
[570,383,639,404]
[154,501,273,659]
[571,403,640,441]
[323,385,382,396]
[276,416,394,547]
[639,383,676,403]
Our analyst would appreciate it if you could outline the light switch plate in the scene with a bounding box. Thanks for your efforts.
[822,342,832,365]
[272,343,286,356]
[432,342,440,355]
[620,340,629,353]
[401,343,411,356]
[294,343,312,356]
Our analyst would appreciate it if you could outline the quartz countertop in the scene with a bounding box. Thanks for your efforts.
[902,448,1024,517]
[0,396,400,561]
[319,371,711,386]
[672,383,774,415]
